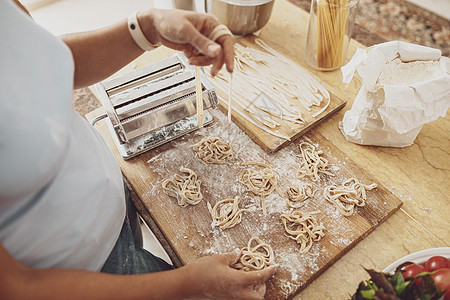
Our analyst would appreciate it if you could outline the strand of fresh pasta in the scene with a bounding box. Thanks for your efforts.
[191,136,233,164]
[238,162,277,216]
[195,66,204,127]
[232,43,323,111]
[228,72,233,122]
[233,237,275,271]
[252,39,330,105]
[207,196,249,230]
[208,39,331,132]
[215,84,282,129]
[285,183,314,209]
[297,141,334,181]
[280,210,326,254]
[214,69,295,121]
[162,167,202,207]
[217,95,291,141]
[323,178,378,216]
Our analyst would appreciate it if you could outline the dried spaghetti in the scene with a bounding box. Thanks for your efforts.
[317,0,349,69]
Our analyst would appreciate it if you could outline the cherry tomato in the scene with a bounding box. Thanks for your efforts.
[403,264,427,286]
[431,268,450,291]
[425,256,449,271]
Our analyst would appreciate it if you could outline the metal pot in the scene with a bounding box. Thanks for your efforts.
[172,0,196,11]
[204,0,274,36]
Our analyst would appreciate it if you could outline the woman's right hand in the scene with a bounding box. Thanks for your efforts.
[182,249,277,299]
[137,9,235,76]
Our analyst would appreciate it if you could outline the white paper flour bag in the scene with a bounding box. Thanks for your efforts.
[339,41,450,147]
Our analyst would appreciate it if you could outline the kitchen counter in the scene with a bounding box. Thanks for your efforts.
[73,0,450,118]
[81,0,448,298]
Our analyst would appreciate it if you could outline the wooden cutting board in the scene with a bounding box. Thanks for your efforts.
[209,36,347,154]
[89,108,402,299]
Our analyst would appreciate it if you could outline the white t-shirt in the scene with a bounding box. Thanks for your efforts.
[0,0,126,271]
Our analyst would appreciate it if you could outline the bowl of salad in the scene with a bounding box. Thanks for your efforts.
[351,247,450,300]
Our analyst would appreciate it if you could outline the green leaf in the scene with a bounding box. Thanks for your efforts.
[360,289,376,299]
[388,272,410,295]
[394,281,409,295]
[367,281,378,290]
[418,294,431,300]
[390,272,404,284]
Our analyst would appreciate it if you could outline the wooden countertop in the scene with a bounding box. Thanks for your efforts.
[85,0,449,298]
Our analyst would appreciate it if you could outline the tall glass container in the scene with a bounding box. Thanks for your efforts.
[305,0,359,71]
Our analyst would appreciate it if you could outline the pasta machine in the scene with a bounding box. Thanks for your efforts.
[93,53,218,160]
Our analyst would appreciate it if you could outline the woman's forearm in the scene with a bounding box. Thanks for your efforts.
[1,243,275,300]
[1,245,195,300]
[61,9,234,89]
[60,18,147,89]
[19,266,195,300]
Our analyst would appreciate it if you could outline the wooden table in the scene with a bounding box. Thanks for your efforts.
[87,0,449,298]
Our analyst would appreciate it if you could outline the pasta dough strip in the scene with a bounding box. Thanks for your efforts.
[323,178,378,216]
[217,95,291,141]
[162,167,203,207]
[233,237,275,271]
[228,72,233,122]
[208,38,332,134]
[195,66,204,128]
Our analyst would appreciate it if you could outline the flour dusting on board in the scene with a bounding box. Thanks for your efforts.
[144,109,399,299]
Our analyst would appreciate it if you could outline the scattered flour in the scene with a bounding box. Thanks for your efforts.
[143,109,387,299]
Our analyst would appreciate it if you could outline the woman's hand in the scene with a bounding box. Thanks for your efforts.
[182,249,277,299]
[138,9,234,76]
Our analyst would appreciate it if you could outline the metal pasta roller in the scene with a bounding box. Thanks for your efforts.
[93,53,217,160]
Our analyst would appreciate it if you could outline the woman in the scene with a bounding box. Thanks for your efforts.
[0,0,276,299]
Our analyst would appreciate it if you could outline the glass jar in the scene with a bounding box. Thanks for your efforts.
[305,0,360,71]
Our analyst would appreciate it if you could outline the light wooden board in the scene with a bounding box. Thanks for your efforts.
[89,108,402,299]
[208,36,346,154]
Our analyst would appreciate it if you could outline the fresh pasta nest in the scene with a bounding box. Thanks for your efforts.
[191,136,233,164]
[162,167,202,207]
